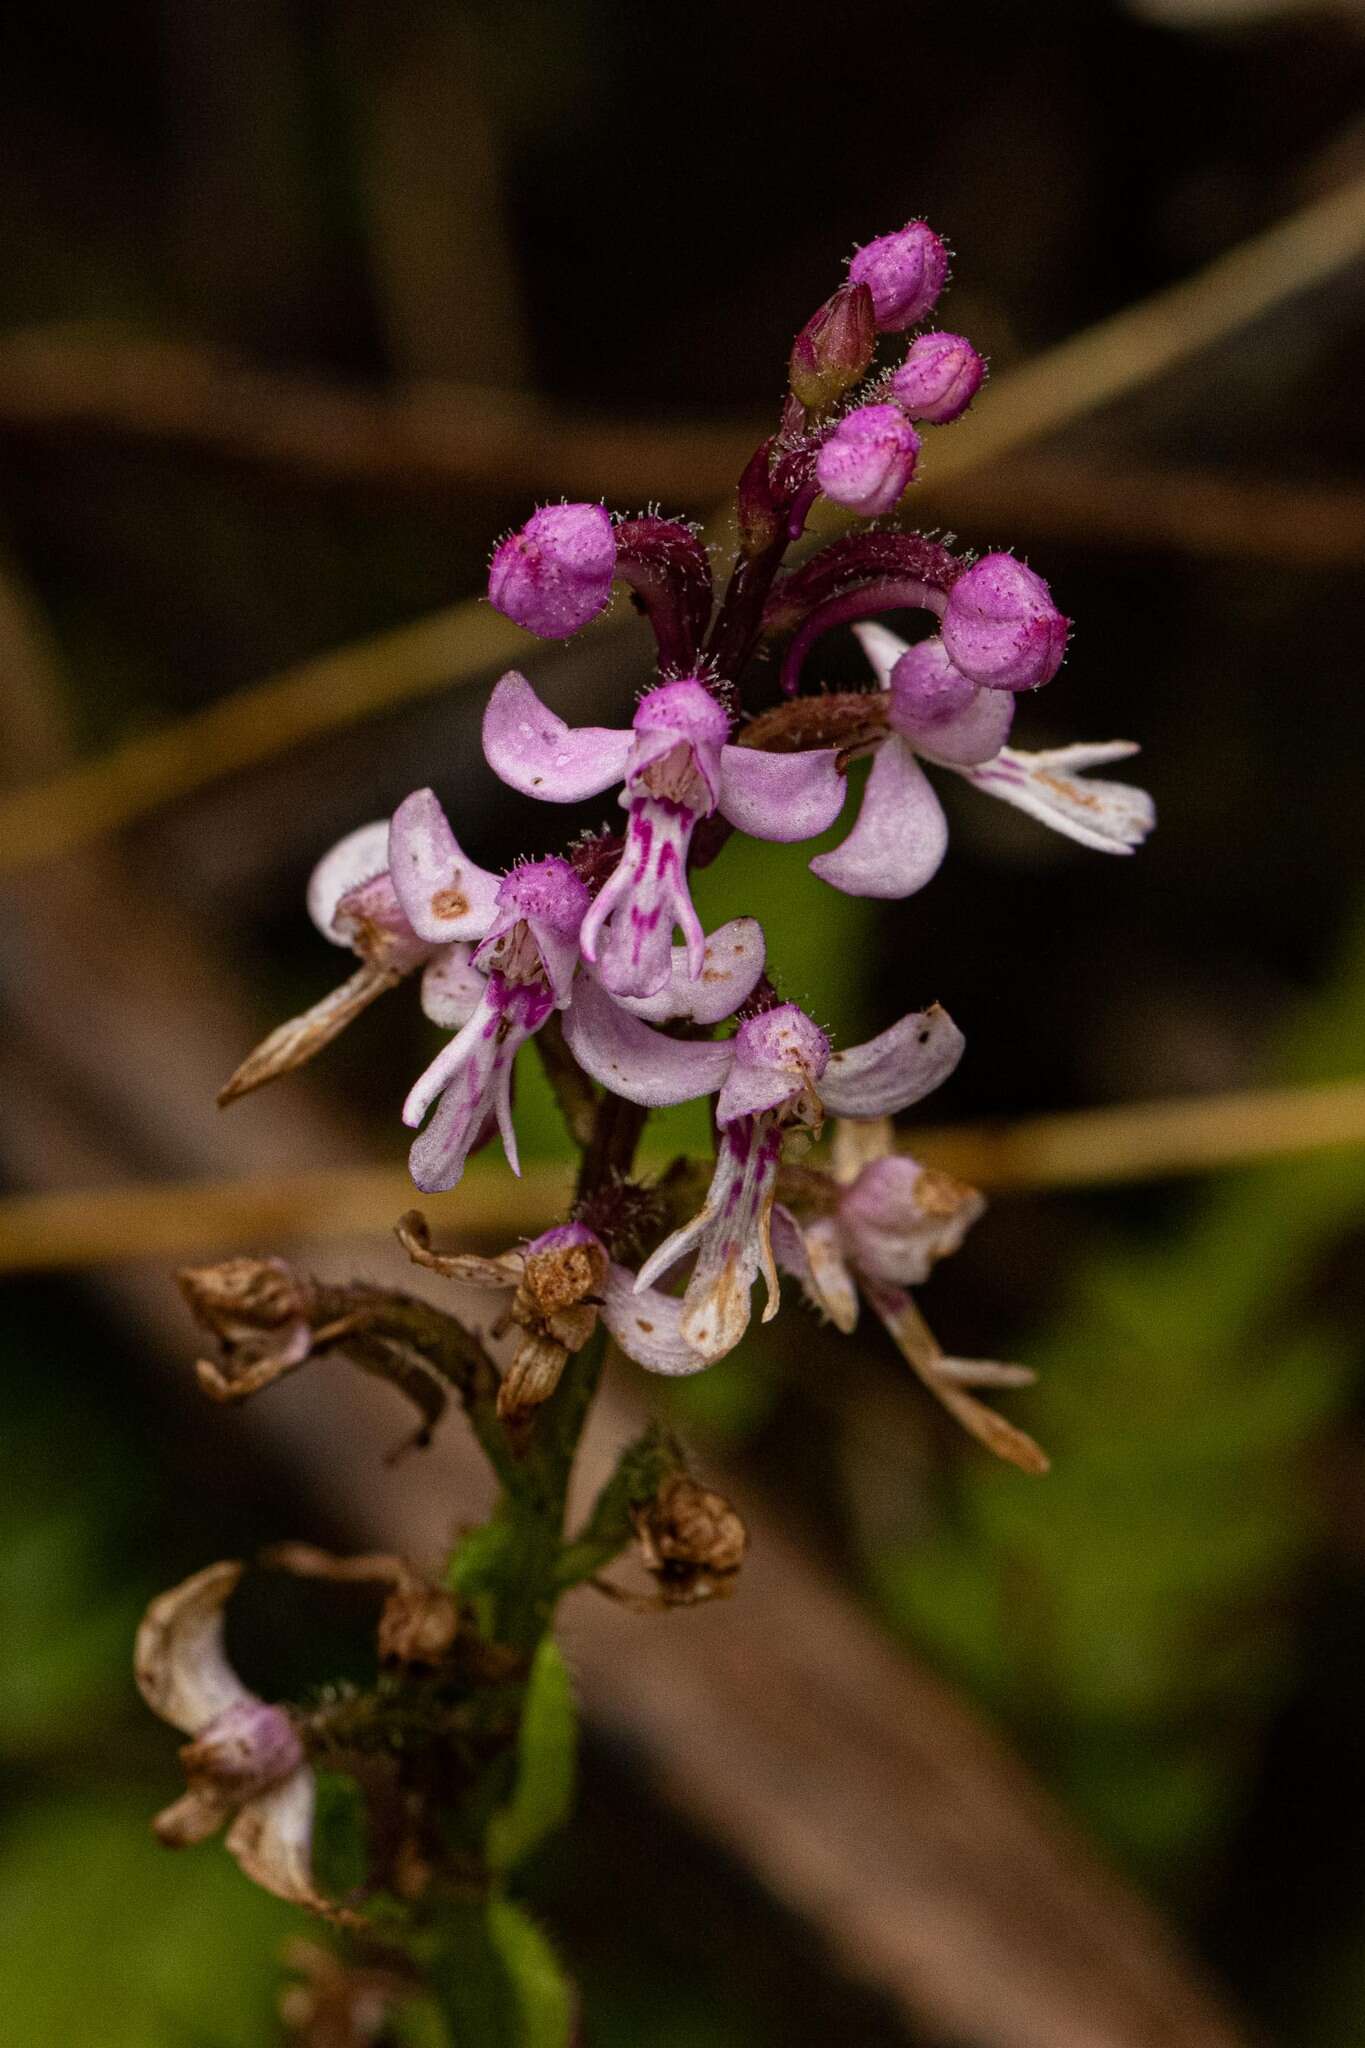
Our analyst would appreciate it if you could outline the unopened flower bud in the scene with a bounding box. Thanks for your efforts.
[789,281,877,412]
[888,331,984,424]
[848,222,949,333]
[488,502,616,638]
[815,404,920,518]
[941,552,1070,692]
[631,1472,747,1603]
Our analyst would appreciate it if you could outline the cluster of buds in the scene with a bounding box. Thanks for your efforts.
[215,218,1155,1442]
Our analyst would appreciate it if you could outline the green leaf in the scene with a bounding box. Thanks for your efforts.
[486,1638,577,1875]
[487,1900,574,2048]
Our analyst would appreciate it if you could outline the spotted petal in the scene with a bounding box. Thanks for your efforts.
[420,944,486,1027]
[613,918,765,1025]
[562,971,732,1106]
[809,734,948,899]
[601,1263,710,1376]
[954,742,1155,854]
[717,744,847,842]
[770,1206,859,1334]
[482,670,634,801]
[389,789,502,944]
[820,1004,964,1118]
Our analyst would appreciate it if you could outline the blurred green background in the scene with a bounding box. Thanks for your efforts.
[2,1,1365,2042]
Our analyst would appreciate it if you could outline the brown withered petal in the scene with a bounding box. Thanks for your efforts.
[395,1210,524,1288]
[152,1782,233,1847]
[262,1542,460,1669]
[633,1473,748,1587]
[224,1768,348,1919]
[217,963,399,1106]
[863,1279,1050,1475]
[135,1559,250,1736]
[179,1256,313,1400]
[521,1235,608,1318]
[496,1335,570,1421]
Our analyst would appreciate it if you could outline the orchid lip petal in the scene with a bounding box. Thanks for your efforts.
[482,670,633,802]
[389,789,501,943]
[562,972,733,1107]
[717,745,847,843]
[306,821,391,943]
[809,735,948,900]
[611,917,765,1026]
[953,743,1155,854]
[819,1003,965,1118]
[601,1263,710,1376]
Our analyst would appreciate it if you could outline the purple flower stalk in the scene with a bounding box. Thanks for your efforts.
[482,672,845,999]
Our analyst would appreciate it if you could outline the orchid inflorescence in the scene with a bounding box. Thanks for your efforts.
[142,222,1153,1973]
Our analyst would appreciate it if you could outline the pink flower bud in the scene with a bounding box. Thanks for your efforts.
[941,553,1070,692]
[815,405,921,518]
[488,502,616,639]
[889,331,984,424]
[789,281,877,412]
[848,222,949,333]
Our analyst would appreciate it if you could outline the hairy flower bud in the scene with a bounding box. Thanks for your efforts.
[941,552,1070,691]
[789,281,877,412]
[815,404,920,518]
[848,221,949,332]
[488,502,616,638]
[888,331,984,424]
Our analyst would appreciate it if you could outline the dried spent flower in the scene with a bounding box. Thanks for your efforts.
[263,1542,461,1670]
[631,1472,748,1604]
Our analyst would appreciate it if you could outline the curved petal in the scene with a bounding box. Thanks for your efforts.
[809,736,948,899]
[953,742,1155,854]
[420,944,486,1028]
[614,918,766,1026]
[771,1206,859,1334]
[307,822,390,943]
[389,789,502,944]
[134,1561,250,1736]
[562,971,733,1106]
[717,745,847,842]
[820,1003,965,1118]
[225,1767,333,1913]
[482,670,633,802]
[601,1263,710,1376]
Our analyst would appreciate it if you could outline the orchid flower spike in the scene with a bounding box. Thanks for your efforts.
[135,1562,338,1915]
[388,790,590,1191]
[482,672,845,999]
[772,1121,1047,1473]
[563,983,965,1365]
